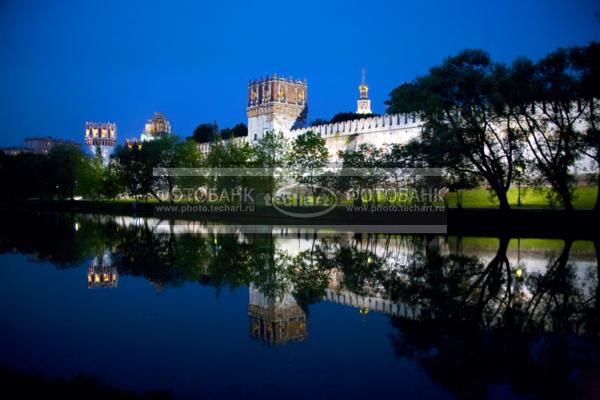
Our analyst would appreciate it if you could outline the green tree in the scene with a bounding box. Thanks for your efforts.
[571,42,600,211]
[205,139,254,204]
[114,136,182,202]
[141,136,179,202]
[330,112,380,124]
[191,122,219,143]
[172,138,204,197]
[508,48,591,210]
[220,123,248,139]
[386,82,429,115]
[47,145,92,200]
[113,143,154,200]
[99,163,124,200]
[76,154,102,199]
[338,144,384,206]
[387,50,523,210]
[252,131,289,197]
[288,130,329,197]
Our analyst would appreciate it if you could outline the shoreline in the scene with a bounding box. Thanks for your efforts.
[3,200,598,239]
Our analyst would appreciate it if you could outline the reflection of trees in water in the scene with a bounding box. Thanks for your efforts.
[2,213,599,397]
[523,238,600,335]
[332,234,599,335]
[2,214,597,334]
[388,316,600,399]
[0,212,120,267]
[387,237,600,400]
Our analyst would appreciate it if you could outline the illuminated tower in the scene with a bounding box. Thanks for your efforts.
[85,122,117,165]
[140,112,172,142]
[356,67,372,115]
[247,74,308,142]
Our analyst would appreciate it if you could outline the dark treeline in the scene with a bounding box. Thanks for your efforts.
[310,111,382,126]
[0,131,321,203]
[190,122,248,143]
[0,145,105,201]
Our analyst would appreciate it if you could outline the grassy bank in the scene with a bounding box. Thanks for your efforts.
[445,186,597,209]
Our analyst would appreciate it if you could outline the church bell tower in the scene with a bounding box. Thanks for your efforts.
[356,67,372,115]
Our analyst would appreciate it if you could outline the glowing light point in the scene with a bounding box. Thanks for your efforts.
[515,267,523,278]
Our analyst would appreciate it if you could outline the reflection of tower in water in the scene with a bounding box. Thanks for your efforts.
[87,252,118,289]
[248,285,307,345]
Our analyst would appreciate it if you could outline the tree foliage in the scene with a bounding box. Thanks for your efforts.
[220,123,248,139]
[191,122,219,143]
[287,130,329,196]
[386,43,599,210]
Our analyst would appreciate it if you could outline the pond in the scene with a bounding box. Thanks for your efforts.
[0,212,598,399]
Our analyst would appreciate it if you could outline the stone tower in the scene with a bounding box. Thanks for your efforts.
[356,67,372,115]
[85,122,117,165]
[247,74,308,142]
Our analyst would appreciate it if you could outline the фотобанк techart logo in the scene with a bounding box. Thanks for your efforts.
[151,167,448,233]
[268,183,338,218]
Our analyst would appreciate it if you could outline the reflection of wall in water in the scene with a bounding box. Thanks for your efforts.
[248,281,418,347]
[324,289,419,319]
[248,285,307,345]
[87,252,118,289]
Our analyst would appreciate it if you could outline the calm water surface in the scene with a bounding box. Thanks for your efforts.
[0,212,598,399]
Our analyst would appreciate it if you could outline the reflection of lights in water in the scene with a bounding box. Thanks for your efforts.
[87,251,118,289]
[74,222,80,231]
[516,238,523,279]
[515,267,523,279]
[88,266,118,289]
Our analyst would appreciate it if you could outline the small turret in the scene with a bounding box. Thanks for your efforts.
[356,67,372,115]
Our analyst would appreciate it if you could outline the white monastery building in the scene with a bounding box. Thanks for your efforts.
[198,70,596,174]
[199,70,423,158]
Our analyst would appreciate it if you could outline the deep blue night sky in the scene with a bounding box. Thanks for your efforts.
[0,0,598,147]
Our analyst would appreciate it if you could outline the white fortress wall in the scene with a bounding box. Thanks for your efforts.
[197,135,248,154]
[198,113,424,157]
[201,76,598,175]
[198,109,597,174]
[289,113,424,159]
